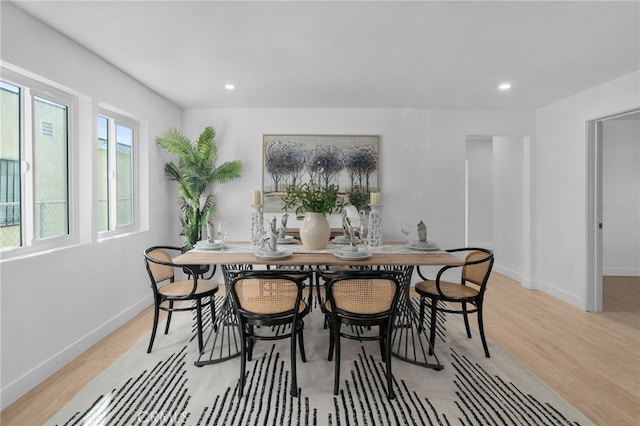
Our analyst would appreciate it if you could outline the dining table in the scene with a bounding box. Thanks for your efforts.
[173,240,465,369]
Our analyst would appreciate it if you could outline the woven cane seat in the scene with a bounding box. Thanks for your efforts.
[414,280,479,299]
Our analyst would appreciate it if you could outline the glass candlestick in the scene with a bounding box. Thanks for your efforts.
[368,204,383,247]
[250,204,264,248]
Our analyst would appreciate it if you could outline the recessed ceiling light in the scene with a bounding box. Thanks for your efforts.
[225,83,236,90]
[498,82,512,91]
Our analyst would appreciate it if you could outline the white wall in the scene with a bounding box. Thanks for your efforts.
[535,71,640,309]
[465,136,494,248]
[0,3,182,408]
[602,117,640,275]
[182,109,535,276]
[465,135,530,286]
[493,136,525,280]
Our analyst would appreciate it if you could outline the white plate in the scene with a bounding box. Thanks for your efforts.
[196,239,223,246]
[277,236,296,244]
[194,245,224,251]
[195,241,223,250]
[334,251,372,260]
[254,249,292,260]
[407,243,440,252]
[335,248,371,257]
[333,236,360,245]
[409,240,436,246]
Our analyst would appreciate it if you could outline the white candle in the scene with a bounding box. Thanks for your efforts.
[252,190,262,205]
[370,191,380,205]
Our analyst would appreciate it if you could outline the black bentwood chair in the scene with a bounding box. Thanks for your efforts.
[415,247,494,358]
[321,270,401,399]
[144,246,219,353]
[227,269,313,398]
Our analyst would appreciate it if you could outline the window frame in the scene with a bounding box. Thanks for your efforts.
[0,68,79,257]
[97,107,139,238]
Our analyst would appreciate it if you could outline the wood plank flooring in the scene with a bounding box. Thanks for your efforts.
[1,274,638,425]
[482,274,640,426]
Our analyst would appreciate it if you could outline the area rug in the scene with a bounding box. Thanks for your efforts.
[47,298,592,425]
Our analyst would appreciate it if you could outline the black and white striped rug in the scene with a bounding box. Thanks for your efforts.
[48,298,592,425]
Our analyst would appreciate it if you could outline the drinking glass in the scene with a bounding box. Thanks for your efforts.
[359,224,370,251]
[401,219,410,242]
[217,222,228,242]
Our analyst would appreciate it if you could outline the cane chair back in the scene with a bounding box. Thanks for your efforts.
[329,277,396,317]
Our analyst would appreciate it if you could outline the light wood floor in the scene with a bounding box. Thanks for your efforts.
[2,274,639,425]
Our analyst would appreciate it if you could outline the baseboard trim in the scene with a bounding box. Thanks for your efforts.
[0,295,152,410]
[535,280,585,310]
[492,264,524,285]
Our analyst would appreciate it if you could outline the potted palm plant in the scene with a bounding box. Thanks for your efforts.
[156,126,242,249]
[281,182,345,249]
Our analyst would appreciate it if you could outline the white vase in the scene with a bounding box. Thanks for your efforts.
[299,212,331,250]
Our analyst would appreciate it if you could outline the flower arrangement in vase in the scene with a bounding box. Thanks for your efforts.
[281,182,345,249]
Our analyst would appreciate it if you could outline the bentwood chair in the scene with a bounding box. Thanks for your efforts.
[227,269,313,397]
[415,248,494,357]
[321,270,401,399]
[144,246,219,353]
[314,265,371,327]
[265,264,315,313]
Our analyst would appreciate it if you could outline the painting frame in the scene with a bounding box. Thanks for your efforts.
[262,134,379,213]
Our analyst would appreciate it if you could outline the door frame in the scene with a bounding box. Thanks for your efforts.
[586,107,639,312]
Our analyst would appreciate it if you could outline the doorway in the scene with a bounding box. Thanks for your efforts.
[586,108,640,312]
[465,135,532,287]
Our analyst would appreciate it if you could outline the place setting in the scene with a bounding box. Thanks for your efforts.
[192,220,229,251]
[193,239,225,251]
[254,215,293,259]
[277,235,296,244]
[402,219,441,251]
[254,248,293,260]
[333,215,371,260]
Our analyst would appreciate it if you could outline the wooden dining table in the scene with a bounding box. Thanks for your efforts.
[174,241,464,369]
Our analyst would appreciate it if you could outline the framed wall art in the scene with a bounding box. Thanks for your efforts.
[262,134,379,212]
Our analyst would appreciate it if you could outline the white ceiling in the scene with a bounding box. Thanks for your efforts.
[11,0,640,109]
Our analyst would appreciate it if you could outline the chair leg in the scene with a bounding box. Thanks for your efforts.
[418,297,425,332]
[210,295,217,332]
[428,298,438,356]
[195,300,204,353]
[333,324,341,395]
[462,301,472,338]
[247,325,255,361]
[290,326,298,397]
[327,317,335,361]
[164,301,173,334]
[379,322,387,362]
[477,302,490,358]
[385,322,395,400]
[147,304,160,353]
[238,335,247,398]
[297,324,307,363]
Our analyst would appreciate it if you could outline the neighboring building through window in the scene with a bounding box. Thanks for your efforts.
[0,160,20,226]
[0,76,71,250]
[98,111,135,233]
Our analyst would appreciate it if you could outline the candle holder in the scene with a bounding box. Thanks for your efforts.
[250,204,264,248]
[368,203,383,247]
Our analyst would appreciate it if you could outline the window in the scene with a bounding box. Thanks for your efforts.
[0,75,72,251]
[0,82,21,248]
[34,96,69,239]
[98,111,136,233]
